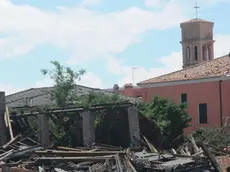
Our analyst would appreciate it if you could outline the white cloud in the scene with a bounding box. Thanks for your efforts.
[0,0,186,63]
[195,0,230,7]
[0,37,33,59]
[76,72,104,88]
[35,78,54,88]
[4,33,229,94]
[81,0,101,6]
[106,52,182,86]
[145,0,164,8]
[1,71,104,95]
[0,84,24,95]
[214,34,230,57]
[0,0,229,93]
[107,34,230,87]
[35,72,104,89]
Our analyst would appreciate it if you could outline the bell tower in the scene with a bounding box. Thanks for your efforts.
[180,4,215,69]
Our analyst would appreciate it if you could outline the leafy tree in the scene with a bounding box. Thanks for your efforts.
[41,61,85,107]
[40,61,123,108]
[40,61,85,144]
[137,96,192,147]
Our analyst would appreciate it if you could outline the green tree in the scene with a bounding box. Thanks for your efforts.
[40,61,85,144]
[137,96,192,147]
[41,61,85,107]
[40,61,127,146]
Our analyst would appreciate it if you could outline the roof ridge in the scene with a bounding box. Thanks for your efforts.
[6,84,141,102]
[6,87,54,97]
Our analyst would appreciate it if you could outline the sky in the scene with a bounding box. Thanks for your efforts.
[0,0,230,95]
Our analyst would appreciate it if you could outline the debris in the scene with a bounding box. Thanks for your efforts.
[0,135,229,172]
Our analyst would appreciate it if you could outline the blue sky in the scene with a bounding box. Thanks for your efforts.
[0,0,229,94]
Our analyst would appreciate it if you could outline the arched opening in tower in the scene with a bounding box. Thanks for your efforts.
[207,45,211,60]
[202,45,207,61]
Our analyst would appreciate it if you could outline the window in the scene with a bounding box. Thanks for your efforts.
[194,46,198,60]
[186,47,190,61]
[199,103,207,124]
[180,93,187,104]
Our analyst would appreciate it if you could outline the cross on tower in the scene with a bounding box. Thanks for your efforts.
[194,3,200,19]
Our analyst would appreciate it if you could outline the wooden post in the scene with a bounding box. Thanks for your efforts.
[128,106,140,147]
[82,110,95,147]
[0,92,6,145]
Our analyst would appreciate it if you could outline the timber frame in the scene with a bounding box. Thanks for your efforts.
[5,100,141,148]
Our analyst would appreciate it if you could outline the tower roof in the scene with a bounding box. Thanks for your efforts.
[181,18,213,24]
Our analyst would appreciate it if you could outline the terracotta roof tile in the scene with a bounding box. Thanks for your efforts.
[138,55,229,85]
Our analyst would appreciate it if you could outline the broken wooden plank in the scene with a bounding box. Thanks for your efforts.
[33,155,114,162]
[34,150,125,157]
[197,141,223,172]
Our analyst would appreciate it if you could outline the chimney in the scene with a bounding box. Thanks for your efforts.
[124,83,133,89]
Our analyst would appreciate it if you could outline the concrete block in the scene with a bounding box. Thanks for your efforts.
[82,110,95,146]
[37,114,49,147]
[128,106,140,147]
[0,92,6,145]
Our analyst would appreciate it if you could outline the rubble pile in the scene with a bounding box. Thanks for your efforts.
[0,135,228,172]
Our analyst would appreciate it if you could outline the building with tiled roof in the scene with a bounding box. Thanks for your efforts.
[138,55,229,85]
[116,17,230,133]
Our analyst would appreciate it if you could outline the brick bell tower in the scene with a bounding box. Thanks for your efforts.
[180,4,215,69]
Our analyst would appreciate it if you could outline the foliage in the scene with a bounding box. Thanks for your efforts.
[40,61,85,144]
[41,61,85,107]
[136,96,192,146]
[76,92,124,127]
[75,92,122,107]
[192,127,230,149]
